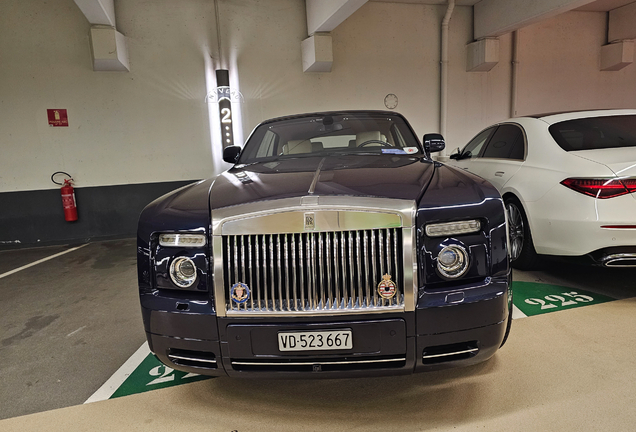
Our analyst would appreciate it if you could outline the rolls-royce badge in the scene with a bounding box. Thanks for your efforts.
[304,212,315,230]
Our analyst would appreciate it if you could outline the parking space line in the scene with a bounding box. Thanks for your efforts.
[512,305,527,319]
[85,342,150,404]
[0,244,88,280]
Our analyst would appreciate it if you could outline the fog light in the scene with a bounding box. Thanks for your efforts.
[170,257,197,288]
[437,245,469,278]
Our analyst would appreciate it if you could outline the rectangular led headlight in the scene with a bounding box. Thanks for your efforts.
[159,233,207,247]
[425,220,481,237]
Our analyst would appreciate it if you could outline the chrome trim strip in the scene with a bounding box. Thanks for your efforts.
[326,232,332,308]
[248,235,254,310]
[422,348,479,359]
[392,229,400,305]
[225,304,405,317]
[276,234,283,310]
[371,230,378,306]
[309,233,316,309]
[291,236,297,309]
[348,231,355,307]
[403,227,416,313]
[284,234,290,310]
[335,232,342,308]
[261,237,267,310]
[316,232,327,309]
[299,235,305,310]
[240,237,246,310]
[168,355,217,364]
[363,232,370,307]
[356,231,363,308]
[212,196,414,235]
[232,357,406,367]
[213,236,226,317]
[379,229,386,306]
[602,253,636,267]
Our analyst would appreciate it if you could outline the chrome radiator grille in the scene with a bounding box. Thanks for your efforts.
[223,228,404,314]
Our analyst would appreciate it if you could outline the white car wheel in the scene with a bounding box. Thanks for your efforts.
[507,202,524,261]
[505,197,539,270]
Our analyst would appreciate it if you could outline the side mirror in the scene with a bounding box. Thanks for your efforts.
[423,133,445,159]
[449,147,461,160]
[223,146,241,164]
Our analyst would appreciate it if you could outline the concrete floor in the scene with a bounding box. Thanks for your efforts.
[1,239,635,429]
[0,240,146,419]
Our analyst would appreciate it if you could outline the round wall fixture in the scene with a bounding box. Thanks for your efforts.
[384,94,398,110]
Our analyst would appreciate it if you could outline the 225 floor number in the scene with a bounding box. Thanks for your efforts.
[524,291,594,310]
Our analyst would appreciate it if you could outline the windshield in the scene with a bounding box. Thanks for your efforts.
[549,115,636,152]
[238,112,422,164]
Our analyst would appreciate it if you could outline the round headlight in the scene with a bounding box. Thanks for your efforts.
[170,257,197,288]
[436,245,469,278]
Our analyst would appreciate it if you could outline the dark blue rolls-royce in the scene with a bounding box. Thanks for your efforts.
[137,111,511,378]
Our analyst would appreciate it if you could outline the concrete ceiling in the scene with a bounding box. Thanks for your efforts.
[370,0,635,11]
[369,0,479,5]
[575,0,635,11]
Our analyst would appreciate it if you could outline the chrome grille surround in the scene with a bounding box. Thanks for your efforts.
[212,196,417,317]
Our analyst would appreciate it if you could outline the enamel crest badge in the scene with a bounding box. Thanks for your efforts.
[231,282,250,304]
[377,274,397,299]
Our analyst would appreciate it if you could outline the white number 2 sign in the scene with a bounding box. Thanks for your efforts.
[147,364,200,386]
[221,108,232,124]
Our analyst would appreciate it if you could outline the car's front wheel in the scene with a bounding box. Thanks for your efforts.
[505,196,539,270]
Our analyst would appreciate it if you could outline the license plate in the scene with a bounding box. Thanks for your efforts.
[278,330,353,352]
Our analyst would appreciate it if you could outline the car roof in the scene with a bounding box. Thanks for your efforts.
[259,110,406,125]
[524,109,636,125]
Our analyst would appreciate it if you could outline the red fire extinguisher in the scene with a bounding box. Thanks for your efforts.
[52,171,78,222]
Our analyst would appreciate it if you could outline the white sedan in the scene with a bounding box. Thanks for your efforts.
[448,109,636,269]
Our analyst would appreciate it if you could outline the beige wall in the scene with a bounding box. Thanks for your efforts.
[1,0,634,193]
[220,1,513,153]
[516,11,636,116]
[0,0,218,192]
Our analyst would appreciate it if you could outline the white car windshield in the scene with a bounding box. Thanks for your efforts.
[238,112,422,163]
[549,115,636,152]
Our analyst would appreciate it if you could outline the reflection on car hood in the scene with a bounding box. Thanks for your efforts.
[209,155,436,210]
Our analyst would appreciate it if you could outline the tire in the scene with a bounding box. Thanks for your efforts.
[505,196,540,270]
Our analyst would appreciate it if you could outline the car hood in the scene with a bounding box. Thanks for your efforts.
[209,155,437,210]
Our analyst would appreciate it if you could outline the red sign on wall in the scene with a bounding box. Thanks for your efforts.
[47,109,69,127]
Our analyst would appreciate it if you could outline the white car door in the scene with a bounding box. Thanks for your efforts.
[475,123,526,190]
[448,126,497,177]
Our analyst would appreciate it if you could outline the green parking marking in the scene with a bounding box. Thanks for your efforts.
[110,353,211,399]
[512,281,614,317]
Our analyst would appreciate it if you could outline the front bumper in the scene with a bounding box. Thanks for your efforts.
[141,276,509,378]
